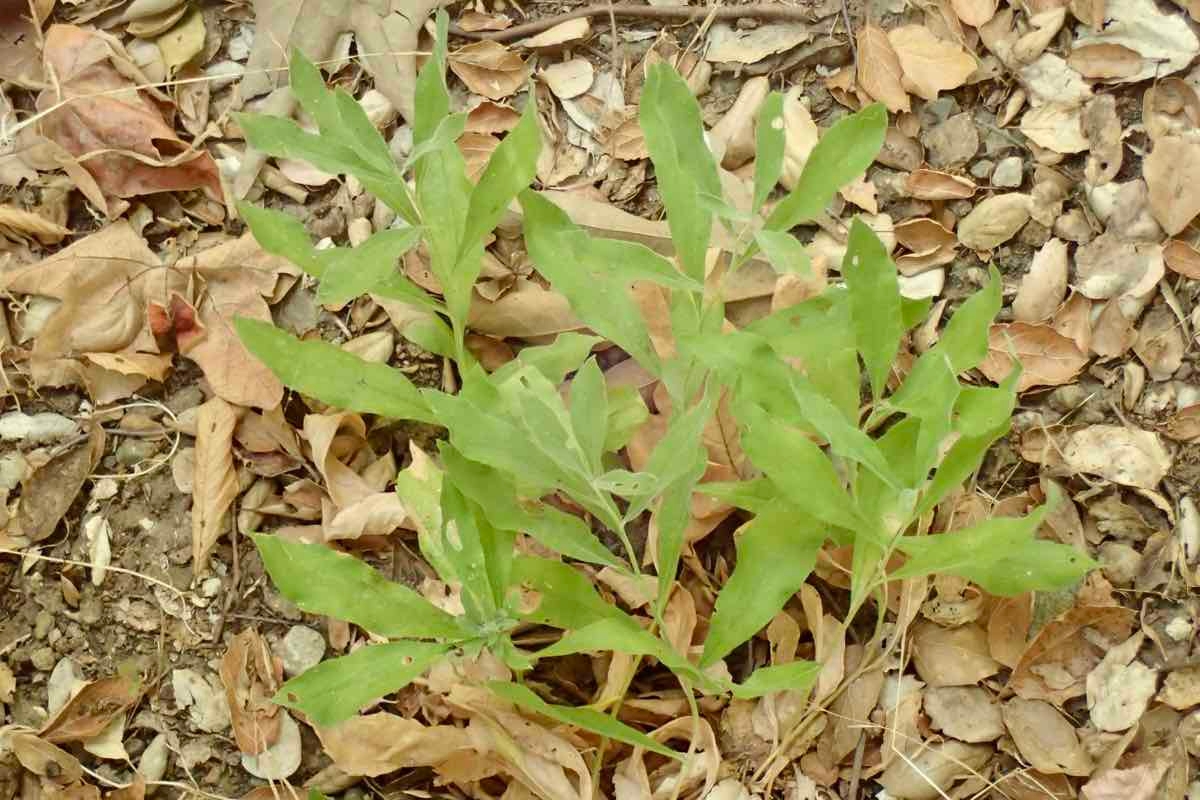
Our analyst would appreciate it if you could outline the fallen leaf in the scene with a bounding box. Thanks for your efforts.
[458,131,501,182]
[518,17,590,48]
[1163,405,1200,442]
[924,686,1005,742]
[877,741,992,800]
[979,322,1088,392]
[1020,104,1089,153]
[5,731,84,783]
[1073,233,1164,301]
[1010,605,1138,703]
[705,22,811,64]
[888,25,977,101]
[192,397,241,572]
[709,77,770,169]
[956,193,1032,250]
[465,100,522,134]
[1067,43,1144,79]
[156,9,205,74]
[1086,632,1158,732]
[1013,239,1069,324]
[988,594,1033,668]
[1145,136,1200,236]
[1159,665,1200,710]
[0,204,71,245]
[458,10,512,32]
[37,25,222,206]
[1082,764,1166,800]
[911,620,1000,687]
[39,675,140,744]
[1002,698,1094,776]
[952,0,998,25]
[449,41,529,100]
[1163,239,1200,279]
[1133,304,1185,381]
[779,86,819,191]
[220,629,283,755]
[8,427,105,543]
[1056,425,1172,489]
[1019,53,1093,106]
[540,58,594,100]
[1073,0,1200,83]
[905,169,976,199]
[857,25,909,113]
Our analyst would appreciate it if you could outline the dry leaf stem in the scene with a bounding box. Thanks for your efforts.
[448,3,822,42]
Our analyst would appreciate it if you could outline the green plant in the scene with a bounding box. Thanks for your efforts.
[233,11,1096,752]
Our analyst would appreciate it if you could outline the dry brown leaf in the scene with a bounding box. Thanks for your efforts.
[821,645,885,763]
[1068,43,1144,79]
[857,25,910,113]
[458,131,500,182]
[1133,304,1185,381]
[1059,425,1172,489]
[1159,665,1200,710]
[1010,605,1137,704]
[979,322,1087,392]
[987,593,1033,668]
[540,58,594,100]
[1073,233,1164,301]
[38,675,139,744]
[1020,104,1089,154]
[709,77,770,169]
[0,204,71,244]
[192,397,240,572]
[1073,0,1199,83]
[1145,136,1200,236]
[1002,698,1094,776]
[1082,764,1166,800]
[911,620,1000,687]
[518,17,590,48]
[7,426,104,543]
[457,10,512,32]
[956,193,1031,249]
[877,740,992,800]
[220,629,283,755]
[951,0,998,25]
[469,278,582,338]
[465,101,522,134]
[888,25,977,101]
[448,41,529,100]
[315,714,473,777]
[924,686,1005,742]
[905,168,976,199]
[1086,632,1157,732]
[1163,239,1200,279]
[5,731,84,783]
[1164,405,1200,442]
[1013,239,1069,323]
[705,21,811,64]
[1083,95,1124,186]
[37,25,222,206]
[780,86,820,191]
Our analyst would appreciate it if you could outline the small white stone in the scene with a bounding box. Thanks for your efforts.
[241,711,302,780]
[172,669,231,733]
[47,658,85,714]
[139,733,170,792]
[281,625,326,677]
[992,156,1025,188]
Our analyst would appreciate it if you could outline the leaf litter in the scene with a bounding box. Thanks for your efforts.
[1,0,1199,798]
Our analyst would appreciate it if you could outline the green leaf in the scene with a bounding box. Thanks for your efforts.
[238,113,369,182]
[461,103,541,257]
[441,446,623,569]
[640,62,723,281]
[236,318,435,422]
[413,11,451,146]
[843,217,902,400]
[538,618,710,689]
[701,500,826,666]
[765,104,886,232]
[937,266,1003,373]
[732,660,821,699]
[625,393,712,521]
[440,482,513,623]
[752,91,786,211]
[892,498,1097,594]
[605,385,649,452]
[696,478,777,514]
[570,357,608,473]
[740,404,864,532]
[511,557,632,629]
[790,375,900,488]
[274,641,449,727]
[253,534,464,640]
[239,204,322,275]
[754,229,812,275]
[316,227,422,306]
[494,332,602,385]
[487,682,680,759]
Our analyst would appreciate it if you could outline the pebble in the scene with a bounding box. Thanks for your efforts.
[241,711,301,780]
[139,733,170,791]
[31,647,56,671]
[992,156,1024,188]
[47,657,84,713]
[116,439,160,466]
[970,159,994,180]
[34,610,53,639]
[281,625,326,677]
[924,113,979,168]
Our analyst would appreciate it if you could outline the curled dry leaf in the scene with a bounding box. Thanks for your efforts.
[1073,0,1200,84]
[1059,425,1172,489]
[780,86,819,191]
[1013,239,1069,323]
[5,731,84,783]
[709,76,769,169]
[518,17,591,48]
[1009,605,1137,704]
[1144,136,1200,236]
[887,26,977,101]
[448,41,529,100]
[0,205,71,245]
[905,169,976,199]
[877,741,992,800]
[192,397,241,572]
[1002,698,1094,776]
[1163,239,1200,279]
[1086,632,1158,732]
[705,22,812,64]
[315,713,474,777]
[38,675,139,744]
[36,25,222,206]
[856,25,909,113]
[1067,43,1144,80]
[957,193,1032,250]
[220,629,283,755]
[911,620,1000,687]
[979,322,1088,392]
[9,426,104,544]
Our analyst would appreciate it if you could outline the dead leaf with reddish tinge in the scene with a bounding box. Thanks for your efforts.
[1068,43,1144,79]
[905,169,976,199]
[220,629,283,755]
[888,26,977,101]
[1010,605,1137,704]
[857,25,909,112]
[979,322,1088,391]
[1002,698,1094,776]
[6,426,104,544]
[448,41,529,100]
[1163,239,1200,279]
[1164,405,1200,442]
[192,397,241,572]
[36,25,222,208]
[315,713,474,777]
[1145,136,1200,236]
[39,675,140,744]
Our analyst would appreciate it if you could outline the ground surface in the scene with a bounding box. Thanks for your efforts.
[1,0,1200,798]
